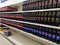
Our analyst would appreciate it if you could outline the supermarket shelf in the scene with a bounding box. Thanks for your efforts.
[1,23,58,45]
[1,18,60,30]
[0,8,60,13]
[0,23,7,28]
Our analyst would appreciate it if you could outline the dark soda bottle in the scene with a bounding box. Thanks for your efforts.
[56,29,60,44]
[44,0,48,9]
[55,11,60,26]
[41,1,45,9]
[51,11,56,26]
[52,0,57,8]
[48,0,53,8]
[38,1,41,9]
[51,28,57,43]
[45,27,49,39]
[48,28,52,41]
[57,0,60,8]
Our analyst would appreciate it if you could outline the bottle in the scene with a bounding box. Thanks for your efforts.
[56,11,60,26]
[39,26,42,37]
[38,1,42,9]
[51,28,57,43]
[41,1,45,9]
[46,11,49,25]
[39,12,41,24]
[56,29,60,44]
[36,26,39,36]
[33,2,36,10]
[43,12,45,24]
[41,12,44,24]
[45,27,49,39]
[48,0,53,8]
[56,17,60,26]
[44,0,48,9]
[47,12,50,25]
[35,12,38,23]
[33,25,37,35]
[53,11,57,26]
[30,2,33,10]
[52,0,57,8]
[51,11,56,26]
[44,12,47,24]
[35,1,38,10]
[33,2,34,10]
[48,28,52,41]
[57,0,60,8]
[36,12,40,23]
[42,27,45,38]
[33,12,36,23]
[38,12,41,23]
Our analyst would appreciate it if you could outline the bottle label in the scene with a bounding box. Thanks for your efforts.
[56,36,60,40]
[48,33,52,38]
[42,32,45,35]
[39,31,42,34]
[45,32,48,36]
[52,34,56,39]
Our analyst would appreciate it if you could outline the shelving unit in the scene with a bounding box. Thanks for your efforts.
[1,18,60,29]
[1,23,57,45]
[1,8,60,45]
[0,8,60,13]
[0,0,60,45]
[0,26,42,45]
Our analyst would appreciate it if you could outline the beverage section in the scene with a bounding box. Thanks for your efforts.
[0,0,60,45]
[0,11,60,26]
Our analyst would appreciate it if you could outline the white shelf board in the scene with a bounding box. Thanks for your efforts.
[0,8,60,13]
[1,18,60,29]
[1,23,58,45]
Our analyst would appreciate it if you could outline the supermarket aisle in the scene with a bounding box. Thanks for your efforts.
[0,34,13,45]
[0,29,42,45]
[5,30,42,45]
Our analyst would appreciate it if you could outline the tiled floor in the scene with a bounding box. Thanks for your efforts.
[0,31,42,45]
[0,34,13,45]
[6,30,42,45]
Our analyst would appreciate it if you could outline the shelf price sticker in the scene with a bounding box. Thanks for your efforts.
[0,28,3,32]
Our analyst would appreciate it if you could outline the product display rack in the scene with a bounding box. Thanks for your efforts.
[1,23,57,45]
[0,9,60,45]
[1,18,60,29]
[0,0,60,45]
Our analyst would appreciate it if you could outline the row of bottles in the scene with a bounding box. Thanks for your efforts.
[1,20,60,44]
[22,0,60,11]
[0,11,60,26]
